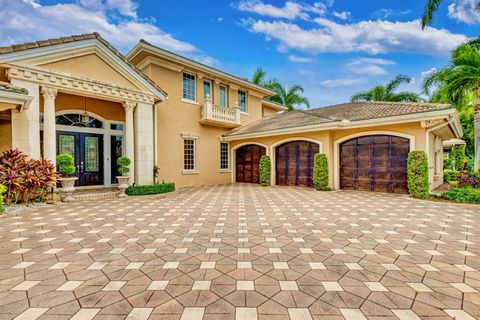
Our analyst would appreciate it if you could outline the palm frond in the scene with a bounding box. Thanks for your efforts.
[251,67,266,85]
[421,0,443,29]
[350,91,372,102]
[385,75,412,94]
[390,92,422,102]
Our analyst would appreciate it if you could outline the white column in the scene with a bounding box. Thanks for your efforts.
[10,79,40,159]
[40,86,57,165]
[134,102,154,185]
[123,101,136,185]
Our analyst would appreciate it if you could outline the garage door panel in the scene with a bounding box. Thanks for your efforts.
[340,135,409,193]
[236,145,266,183]
[275,141,319,187]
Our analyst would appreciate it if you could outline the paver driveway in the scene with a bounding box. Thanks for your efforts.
[0,184,479,320]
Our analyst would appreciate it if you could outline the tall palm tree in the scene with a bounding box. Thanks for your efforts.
[269,84,311,111]
[251,67,267,85]
[421,0,480,29]
[350,75,421,102]
[423,41,480,168]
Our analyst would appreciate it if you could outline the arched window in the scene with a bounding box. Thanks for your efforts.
[55,113,103,128]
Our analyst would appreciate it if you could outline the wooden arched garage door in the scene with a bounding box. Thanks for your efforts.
[340,135,410,193]
[236,145,266,183]
[275,141,319,187]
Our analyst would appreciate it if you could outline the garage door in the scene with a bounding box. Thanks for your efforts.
[236,145,266,183]
[275,141,319,187]
[340,135,409,193]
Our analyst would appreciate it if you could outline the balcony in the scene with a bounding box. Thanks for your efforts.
[200,98,241,128]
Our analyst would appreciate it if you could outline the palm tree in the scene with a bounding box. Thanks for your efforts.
[350,75,421,102]
[251,67,267,85]
[269,84,311,111]
[421,0,479,29]
[423,41,480,168]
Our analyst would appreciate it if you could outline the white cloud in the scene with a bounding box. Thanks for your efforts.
[448,0,480,24]
[333,11,350,20]
[345,57,395,75]
[421,67,438,78]
[237,0,326,20]
[0,0,216,64]
[288,54,312,62]
[245,18,467,56]
[320,78,367,88]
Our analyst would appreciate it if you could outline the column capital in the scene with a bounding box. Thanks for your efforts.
[40,86,57,99]
[122,101,137,112]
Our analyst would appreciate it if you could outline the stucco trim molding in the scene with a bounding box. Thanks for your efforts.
[230,142,270,183]
[6,65,157,104]
[269,137,323,187]
[332,131,416,190]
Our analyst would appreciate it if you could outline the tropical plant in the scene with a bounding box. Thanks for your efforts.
[443,169,460,183]
[421,0,480,29]
[117,156,131,175]
[153,165,159,183]
[407,151,430,199]
[313,153,329,191]
[351,75,421,102]
[0,149,56,205]
[0,184,6,213]
[259,155,271,186]
[56,154,75,177]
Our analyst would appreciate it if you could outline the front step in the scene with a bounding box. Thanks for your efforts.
[74,190,119,201]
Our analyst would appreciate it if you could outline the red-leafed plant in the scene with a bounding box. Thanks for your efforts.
[0,149,57,205]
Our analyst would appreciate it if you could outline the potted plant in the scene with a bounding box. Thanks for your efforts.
[56,153,77,202]
[116,156,131,197]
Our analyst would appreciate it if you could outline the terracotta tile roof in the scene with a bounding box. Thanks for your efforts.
[225,101,451,137]
[0,81,28,95]
[0,33,167,98]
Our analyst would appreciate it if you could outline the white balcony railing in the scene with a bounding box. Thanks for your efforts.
[200,97,241,127]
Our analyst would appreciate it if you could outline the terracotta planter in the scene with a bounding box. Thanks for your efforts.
[116,176,130,198]
[58,177,78,202]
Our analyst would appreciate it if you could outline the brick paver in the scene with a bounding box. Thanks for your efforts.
[0,184,479,319]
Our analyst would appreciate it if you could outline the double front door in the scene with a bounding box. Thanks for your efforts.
[57,132,104,186]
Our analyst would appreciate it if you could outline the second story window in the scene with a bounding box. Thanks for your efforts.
[238,90,247,113]
[182,72,196,101]
[203,80,212,99]
[219,85,227,108]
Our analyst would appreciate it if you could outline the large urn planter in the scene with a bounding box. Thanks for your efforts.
[117,176,130,198]
[58,177,78,202]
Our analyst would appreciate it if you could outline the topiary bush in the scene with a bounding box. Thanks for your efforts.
[56,153,75,176]
[117,156,131,175]
[443,169,460,183]
[0,184,6,213]
[313,153,330,191]
[407,151,429,199]
[126,182,175,196]
[451,145,466,170]
[259,155,271,186]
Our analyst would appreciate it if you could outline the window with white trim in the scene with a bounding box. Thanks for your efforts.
[183,139,196,171]
[203,80,212,99]
[219,85,227,107]
[220,142,229,170]
[182,72,196,101]
[238,90,247,113]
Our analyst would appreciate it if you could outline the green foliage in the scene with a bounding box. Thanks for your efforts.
[451,145,467,170]
[126,182,175,196]
[0,184,6,213]
[459,109,474,157]
[421,0,442,29]
[313,153,330,191]
[0,149,57,205]
[259,155,271,186]
[443,157,452,170]
[443,169,460,183]
[442,186,480,203]
[153,165,159,183]
[117,156,131,175]
[351,75,421,102]
[407,151,430,199]
[56,153,75,176]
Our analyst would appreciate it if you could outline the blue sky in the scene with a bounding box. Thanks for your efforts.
[1,0,478,107]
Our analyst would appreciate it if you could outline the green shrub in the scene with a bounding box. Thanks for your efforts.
[407,151,429,199]
[56,153,75,176]
[442,186,480,203]
[259,155,271,186]
[0,184,6,213]
[443,169,460,183]
[313,153,330,191]
[126,182,175,196]
[443,157,452,170]
[451,145,466,170]
[117,156,131,175]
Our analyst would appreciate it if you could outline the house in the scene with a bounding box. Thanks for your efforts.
[0,33,463,193]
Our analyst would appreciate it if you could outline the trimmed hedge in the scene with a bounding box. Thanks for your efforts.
[259,155,271,186]
[313,153,329,191]
[442,187,480,203]
[451,145,466,170]
[126,182,175,196]
[407,151,429,199]
[443,169,460,183]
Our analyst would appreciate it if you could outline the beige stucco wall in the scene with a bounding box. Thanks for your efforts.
[0,117,12,152]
